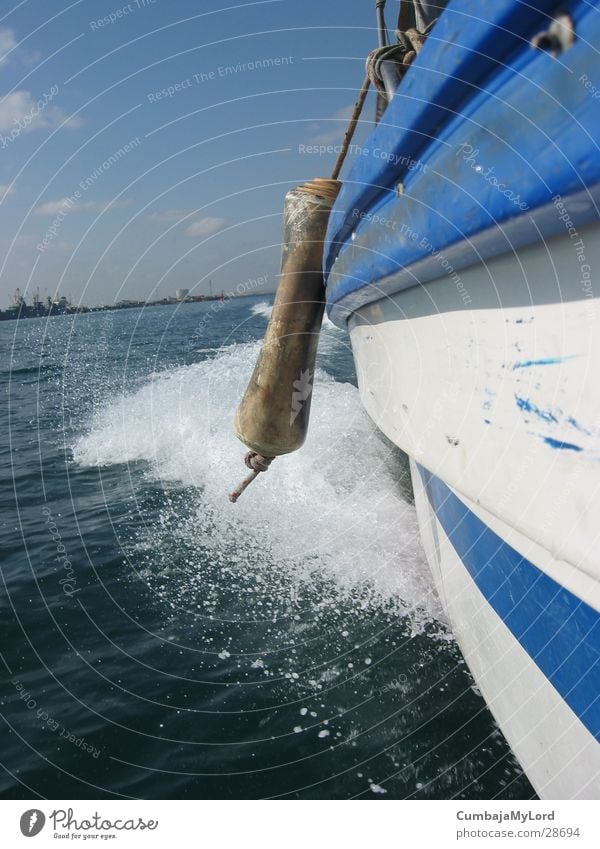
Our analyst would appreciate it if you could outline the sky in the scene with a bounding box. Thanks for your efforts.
[0,0,385,306]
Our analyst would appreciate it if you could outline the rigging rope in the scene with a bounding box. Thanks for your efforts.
[331,0,440,179]
[331,3,432,182]
[331,75,371,181]
[366,28,425,94]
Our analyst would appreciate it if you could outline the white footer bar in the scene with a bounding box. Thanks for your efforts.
[1,800,598,848]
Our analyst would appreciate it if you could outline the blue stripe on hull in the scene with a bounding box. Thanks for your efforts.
[324,0,600,325]
[417,464,600,740]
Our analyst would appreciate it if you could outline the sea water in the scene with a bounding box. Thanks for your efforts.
[0,297,533,799]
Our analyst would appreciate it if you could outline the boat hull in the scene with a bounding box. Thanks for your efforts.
[322,0,600,797]
[412,460,600,799]
[346,227,600,799]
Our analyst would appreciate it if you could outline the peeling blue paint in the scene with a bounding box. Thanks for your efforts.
[482,387,495,411]
[566,416,592,435]
[542,437,583,452]
[514,357,561,369]
[513,355,578,369]
[515,396,558,423]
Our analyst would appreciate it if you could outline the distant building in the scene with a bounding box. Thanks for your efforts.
[12,288,25,309]
[0,288,85,321]
[175,288,190,301]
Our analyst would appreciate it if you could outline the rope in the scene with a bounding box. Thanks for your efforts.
[412,1,446,32]
[330,75,371,181]
[229,452,273,503]
[396,0,413,32]
[375,0,389,47]
[228,2,445,505]
[331,4,434,179]
[366,28,425,94]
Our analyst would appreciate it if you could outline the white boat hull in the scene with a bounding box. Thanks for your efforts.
[347,223,600,799]
[412,461,600,799]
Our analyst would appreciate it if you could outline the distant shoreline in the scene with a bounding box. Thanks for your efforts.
[0,290,273,323]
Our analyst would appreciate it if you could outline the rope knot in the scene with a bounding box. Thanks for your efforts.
[244,452,273,473]
[366,29,425,93]
[229,453,275,503]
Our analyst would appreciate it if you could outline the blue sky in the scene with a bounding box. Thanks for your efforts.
[0,0,385,306]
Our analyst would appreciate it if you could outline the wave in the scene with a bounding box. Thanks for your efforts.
[73,342,443,627]
[250,301,273,319]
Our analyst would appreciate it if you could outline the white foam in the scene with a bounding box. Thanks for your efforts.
[73,342,443,624]
[322,313,340,330]
[250,301,273,319]
[251,299,340,331]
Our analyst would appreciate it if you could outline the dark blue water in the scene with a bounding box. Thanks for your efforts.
[0,297,534,799]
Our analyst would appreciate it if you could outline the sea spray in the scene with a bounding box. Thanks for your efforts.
[250,301,273,319]
[73,341,444,627]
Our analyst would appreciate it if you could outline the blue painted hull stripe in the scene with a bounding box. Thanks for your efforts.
[324,0,600,325]
[417,464,600,740]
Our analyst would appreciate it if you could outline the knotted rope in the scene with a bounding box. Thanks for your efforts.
[228,452,274,503]
[330,9,432,183]
[365,28,425,94]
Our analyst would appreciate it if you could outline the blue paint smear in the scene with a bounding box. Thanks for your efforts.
[566,416,592,435]
[515,396,558,423]
[513,355,578,369]
[542,437,582,452]
[514,357,562,369]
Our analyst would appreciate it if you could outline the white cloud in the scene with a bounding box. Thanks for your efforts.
[309,104,354,145]
[0,28,16,67]
[34,198,75,216]
[11,234,72,252]
[0,90,83,134]
[0,92,29,130]
[20,49,44,70]
[0,183,14,203]
[59,112,84,129]
[185,216,226,238]
[14,234,37,247]
[34,198,130,216]
[146,209,190,223]
[44,240,73,253]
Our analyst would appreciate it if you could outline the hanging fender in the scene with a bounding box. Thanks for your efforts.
[229,177,340,501]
